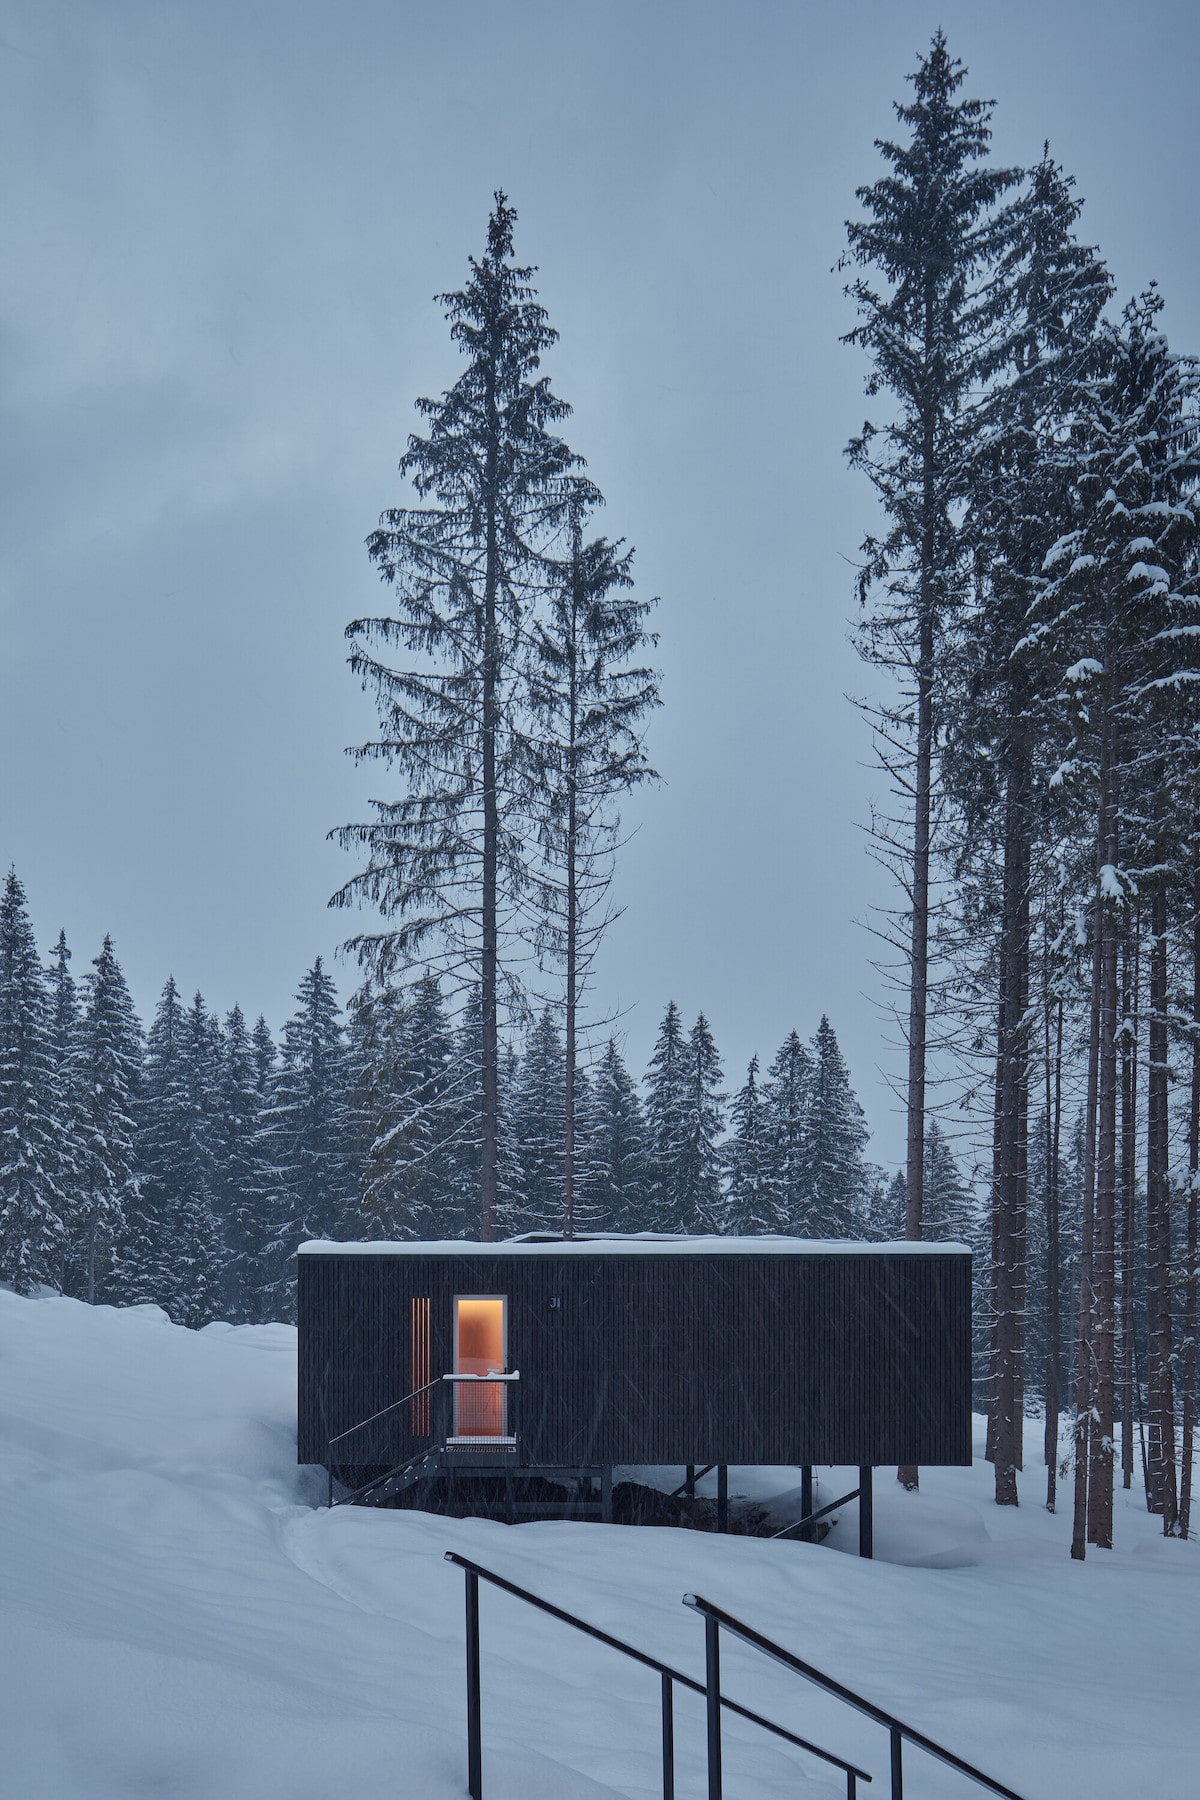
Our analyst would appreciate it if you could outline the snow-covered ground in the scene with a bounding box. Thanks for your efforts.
[1,1288,1195,1800]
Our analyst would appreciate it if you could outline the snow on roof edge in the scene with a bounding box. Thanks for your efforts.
[299,1234,970,1257]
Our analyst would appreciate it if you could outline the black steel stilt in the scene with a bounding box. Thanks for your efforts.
[465,1570,482,1799]
[685,1463,696,1498]
[660,1672,675,1800]
[716,1464,729,1534]
[602,1464,613,1523]
[858,1466,873,1560]
[800,1465,813,1541]
[704,1614,723,1800]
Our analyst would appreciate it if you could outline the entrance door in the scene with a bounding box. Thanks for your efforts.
[453,1295,507,1438]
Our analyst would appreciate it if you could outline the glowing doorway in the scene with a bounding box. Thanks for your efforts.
[453,1295,507,1438]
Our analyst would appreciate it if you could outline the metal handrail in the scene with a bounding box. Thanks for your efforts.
[327,1376,444,1456]
[683,1593,1028,1800]
[445,1550,872,1800]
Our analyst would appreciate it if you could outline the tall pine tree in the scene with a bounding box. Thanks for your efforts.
[335,194,589,1241]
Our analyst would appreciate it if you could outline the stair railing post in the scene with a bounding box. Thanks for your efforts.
[660,1672,675,1800]
[704,1613,723,1800]
[465,1568,483,1800]
[889,1724,903,1800]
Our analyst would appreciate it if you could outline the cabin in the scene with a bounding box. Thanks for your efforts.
[298,1234,971,1549]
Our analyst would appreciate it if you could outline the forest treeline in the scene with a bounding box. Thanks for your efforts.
[0,869,980,1326]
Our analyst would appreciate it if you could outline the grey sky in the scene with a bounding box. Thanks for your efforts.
[2,0,1198,1170]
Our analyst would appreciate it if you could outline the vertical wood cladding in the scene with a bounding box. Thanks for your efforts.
[297,1249,972,1470]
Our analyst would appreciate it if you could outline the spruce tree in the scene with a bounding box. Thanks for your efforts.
[159,991,222,1328]
[0,872,69,1292]
[354,972,459,1240]
[46,928,84,1276]
[335,193,589,1242]
[762,1030,812,1233]
[644,1001,690,1231]
[845,32,1020,1264]
[797,1016,871,1237]
[212,1004,270,1321]
[529,499,659,1233]
[677,1014,726,1233]
[922,1119,976,1240]
[947,148,1111,1509]
[1032,290,1200,1550]
[584,1039,648,1232]
[75,936,142,1305]
[118,976,188,1310]
[506,1007,565,1236]
[724,1055,783,1234]
[260,959,353,1317]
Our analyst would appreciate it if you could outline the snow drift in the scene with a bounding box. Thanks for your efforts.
[0,1286,1195,1798]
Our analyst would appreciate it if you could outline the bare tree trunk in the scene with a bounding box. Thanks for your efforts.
[1146,862,1178,1529]
[1119,920,1139,1491]
[985,1003,1004,1467]
[993,738,1031,1505]
[898,598,934,1495]
[1071,871,1103,1560]
[1088,715,1119,1550]
[479,400,500,1243]
[1044,907,1064,1512]
[562,533,581,1240]
[1179,860,1200,1537]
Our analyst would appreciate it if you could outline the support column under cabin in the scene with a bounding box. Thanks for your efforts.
[858,1466,873,1559]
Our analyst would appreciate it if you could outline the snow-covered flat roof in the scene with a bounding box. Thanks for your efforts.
[299,1233,970,1257]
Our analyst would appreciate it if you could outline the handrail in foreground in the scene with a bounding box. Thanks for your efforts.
[683,1592,1028,1800]
[444,1550,871,1800]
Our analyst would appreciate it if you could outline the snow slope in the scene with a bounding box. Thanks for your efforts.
[0,1287,1195,1799]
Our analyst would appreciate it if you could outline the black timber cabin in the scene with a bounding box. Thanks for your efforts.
[298,1234,971,1549]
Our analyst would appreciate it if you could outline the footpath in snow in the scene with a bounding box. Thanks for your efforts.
[0,1286,1195,1800]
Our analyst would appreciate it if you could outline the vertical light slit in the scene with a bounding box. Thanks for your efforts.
[411,1297,431,1435]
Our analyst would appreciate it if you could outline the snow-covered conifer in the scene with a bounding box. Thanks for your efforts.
[334,193,589,1242]
[584,1039,648,1233]
[922,1120,976,1240]
[212,1004,271,1320]
[74,936,142,1304]
[797,1017,871,1237]
[676,1014,726,1233]
[0,872,69,1292]
[762,1031,812,1233]
[259,959,352,1317]
[506,1007,565,1236]
[724,1057,783,1235]
[529,500,659,1233]
[644,1002,690,1231]
[118,976,188,1309]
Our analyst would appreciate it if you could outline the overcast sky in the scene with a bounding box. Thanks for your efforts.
[3,0,1199,1169]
